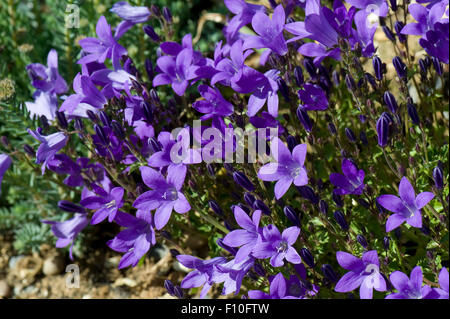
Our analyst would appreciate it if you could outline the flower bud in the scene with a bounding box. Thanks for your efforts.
[233,171,255,192]
[332,70,340,86]
[162,7,172,23]
[164,280,175,296]
[283,205,301,227]
[143,25,160,42]
[432,57,443,75]
[148,137,162,153]
[294,66,304,86]
[23,144,35,157]
[237,203,251,214]
[173,286,184,299]
[327,123,337,135]
[94,124,109,146]
[383,236,390,250]
[297,185,319,204]
[297,106,313,132]
[364,72,377,90]
[143,101,154,123]
[394,22,406,42]
[206,163,216,177]
[433,161,444,189]
[357,198,370,209]
[74,118,84,132]
[419,58,428,75]
[58,200,85,213]
[161,230,172,240]
[376,113,390,148]
[150,89,161,105]
[356,234,368,249]
[303,59,316,78]
[287,135,297,152]
[373,56,383,81]
[359,131,368,146]
[332,192,344,207]
[276,77,290,102]
[407,100,420,125]
[223,163,234,173]
[334,210,349,231]
[151,5,161,17]
[169,249,180,257]
[217,238,237,255]
[321,264,338,283]
[345,127,357,143]
[319,200,329,215]
[345,74,356,91]
[145,59,154,80]
[382,25,396,42]
[40,115,49,130]
[300,248,314,268]
[390,0,397,11]
[253,199,271,216]
[244,192,256,207]
[393,56,407,80]
[253,263,266,277]
[383,91,398,113]
[0,136,9,148]
[111,120,125,140]
[56,111,68,129]
[86,110,99,123]
[208,200,224,217]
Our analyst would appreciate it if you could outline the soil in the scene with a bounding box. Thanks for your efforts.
[0,232,213,299]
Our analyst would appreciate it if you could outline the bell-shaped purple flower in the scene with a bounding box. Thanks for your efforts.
[330,158,365,195]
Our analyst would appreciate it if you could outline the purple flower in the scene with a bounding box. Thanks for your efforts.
[253,224,302,267]
[27,128,68,174]
[177,255,228,298]
[26,49,68,95]
[297,83,328,111]
[335,250,387,299]
[153,47,199,96]
[193,85,234,120]
[248,272,302,299]
[224,0,266,38]
[133,165,191,230]
[430,268,449,299]
[0,154,12,193]
[385,266,434,299]
[330,158,365,195]
[80,185,125,224]
[107,210,156,269]
[258,137,308,199]
[214,256,255,295]
[247,69,280,117]
[43,213,89,260]
[377,176,434,232]
[222,207,262,262]
[249,111,285,137]
[25,91,59,121]
[401,1,449,63]
[110,1,151,38]
[78,16,127,69]
[243,5,288,56]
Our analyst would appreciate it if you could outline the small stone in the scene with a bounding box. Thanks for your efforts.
[9,255,25,270]
[0,280,11,298]
[113,278,138,288]
[173,261,190,273]
[43,256,65,276]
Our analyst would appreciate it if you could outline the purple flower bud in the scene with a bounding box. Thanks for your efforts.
[208,200,224,217]
[143,25,160,42]
[286,135,297,152]
[390,0,397,11]
[40,115,49,130]
[319,200,328,215]
[276,77,290,102]
[297,185,319,204]
[143,101,154,123]
[296,106,313,132]
[303,59,316,78]
[148,137,162,153]
[151,5,161,17]
[94,124,109,146]
[373,56,383,81]
[217,238,238,255]
[253,199,271,216]
[206,163,216,177]
[23,144,35,157]
[283,205,301,227]
[294,66,304,86]
[345,74,356,91]
[332,70,340,86]
[334,211,349,231]
[383,236,390,250]
[253,263,266,277]
[173,286,184,299]
[359,131,368,146]
[345,128,357,143]
[407,100,420,125]
[364,73,377,90]
[433,161,444,189]
[327,123,337,135]
[162,7,172,23]
[376,113,390,147]
[58,200,86,213]
[150,89,161,105]
[74,118,84,132]
[382,25,396,42]
[300,248,314,268]
[332,192,344,207]
[145,59,154,80]
[170,249,180,257]
[419,58,428,75]
[164,280,175,296]
[394,22,406,42]
[432,57,443,75]
[420,223,431,236]
[244,192,256,207]
[99,111,111,127]
[223,163,234,173]
[111,120,125,140]
[383,91,398,113]
[161,230,172,240]
[321,264,338,283]
[56,111,68,129]
[86,110,99,123]
[1,136,9,148]
[233,171,255,192]
[237,203,251,214]
[357,198,370,209]
[356,234,368,249]
[393,56,407,79]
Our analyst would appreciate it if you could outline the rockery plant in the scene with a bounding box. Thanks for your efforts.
[1,0,448,299]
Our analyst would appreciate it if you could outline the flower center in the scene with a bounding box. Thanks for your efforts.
[162,188,178,201]
[276,241,288,253]
[105,199,116,209]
